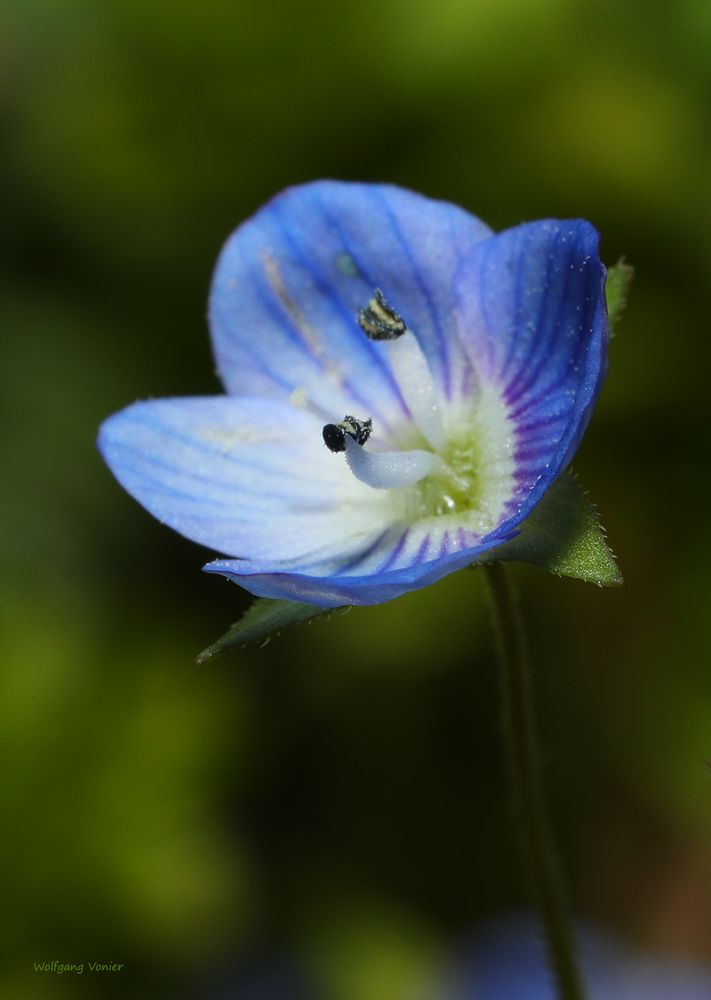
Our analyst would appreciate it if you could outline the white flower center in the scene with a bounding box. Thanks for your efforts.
[323,291,516,536]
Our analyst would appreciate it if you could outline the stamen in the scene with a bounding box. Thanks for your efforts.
[344,434,446,490]
[357,289,407,340]
[322,414,372,453]
[387,333,447,450]
[357,289,446,451]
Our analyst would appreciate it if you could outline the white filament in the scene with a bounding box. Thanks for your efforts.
[344,434,445,490]
[386,332,446,451]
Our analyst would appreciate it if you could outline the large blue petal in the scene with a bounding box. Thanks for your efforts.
[204,523,517,608]
[209,181,492,438]
[455,219,608,525]
[98,396,397,563]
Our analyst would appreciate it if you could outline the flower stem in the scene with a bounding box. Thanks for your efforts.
[483,562,586,1000]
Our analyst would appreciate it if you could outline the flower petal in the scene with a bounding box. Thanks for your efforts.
[204,519,518,607]
[209,181,493,439]
[97,396,398,562]
[455,219,608,523]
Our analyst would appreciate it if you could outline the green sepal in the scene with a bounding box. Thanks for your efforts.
[196,598,349,664]
[484,472,622,587]
[605,258,634,334]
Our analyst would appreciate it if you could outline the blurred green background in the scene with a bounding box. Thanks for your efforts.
[2,0,710,996]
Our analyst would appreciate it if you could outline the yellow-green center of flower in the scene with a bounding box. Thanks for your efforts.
[405,436,482,518]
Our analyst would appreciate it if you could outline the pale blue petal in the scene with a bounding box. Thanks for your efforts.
[204,523,517,607]
[209,181,492,439]
[98,396,396,562]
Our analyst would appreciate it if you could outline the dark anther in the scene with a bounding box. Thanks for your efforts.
[322,423,346,453]
[323,415,373,453]
[357,289,407,341]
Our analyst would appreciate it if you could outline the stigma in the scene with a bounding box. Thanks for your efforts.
[322,415,372,453]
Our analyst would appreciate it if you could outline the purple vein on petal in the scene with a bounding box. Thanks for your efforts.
[375,527,411,573]
[513,443,552,463]
[512,457,553,478]
[515,411,571,436]
[502,238,565,401]
[438,529,451,557]
[505,244,583,405]
[497,226,534,387]
[334,529,394,574]
[412,532,432,565]
[508,373,575,420]
[457,526,476,549]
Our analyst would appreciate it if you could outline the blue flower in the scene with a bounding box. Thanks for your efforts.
[443,916,711,999]
[98,181,608,607]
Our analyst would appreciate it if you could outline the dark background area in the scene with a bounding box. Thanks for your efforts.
[2,1,710,996]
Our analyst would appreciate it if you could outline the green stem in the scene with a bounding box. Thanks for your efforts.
[483,562,586,1000]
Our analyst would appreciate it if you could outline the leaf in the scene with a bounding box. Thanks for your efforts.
[196,599,349,664]
[486,472,623,586]
[605,258,634,334]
